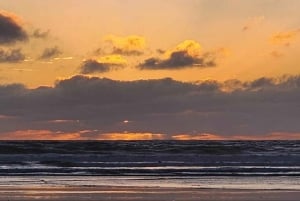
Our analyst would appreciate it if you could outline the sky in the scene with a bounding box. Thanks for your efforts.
[0,0,300,140]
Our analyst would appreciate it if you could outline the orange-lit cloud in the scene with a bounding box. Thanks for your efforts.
[96,132,166,140]
[0,10,24,25]
[270,30,300,45]
[105,35,146,55]
[139,40,217,69]
[172,132,300,141]
[172,133,225,140]
[0,129,299,140]
[0,130,82,140]
[97,54,127,65]
[0,130,166,140]
[164,40,202,58]
[233,132,300,140]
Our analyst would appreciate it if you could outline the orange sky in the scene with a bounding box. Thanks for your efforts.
[0,0,299,87]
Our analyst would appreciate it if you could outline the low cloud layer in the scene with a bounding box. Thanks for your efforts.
[0,11,28,45]
[0,48,25,63]
[0,75,300,139]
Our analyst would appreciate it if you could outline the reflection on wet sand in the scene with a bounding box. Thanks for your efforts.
[0,187,300,201]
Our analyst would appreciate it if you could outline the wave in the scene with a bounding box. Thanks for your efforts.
[0,141,299,176]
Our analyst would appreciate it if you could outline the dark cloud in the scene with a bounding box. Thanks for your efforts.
[80,60,110,74]
[32,29,50,39]
[139,51,216,70]
[0,75,300,138]
[80,55,126,74]
[0,48,25,63]
[0,12,28,45]
[39,46,62,60]
[112,48,143,56]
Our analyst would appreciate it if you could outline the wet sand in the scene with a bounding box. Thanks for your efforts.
[0,186,299,201]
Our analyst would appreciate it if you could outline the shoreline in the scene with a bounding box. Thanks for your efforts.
[0,186,300,201]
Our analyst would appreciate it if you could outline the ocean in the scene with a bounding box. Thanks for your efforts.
[0,140,299,190]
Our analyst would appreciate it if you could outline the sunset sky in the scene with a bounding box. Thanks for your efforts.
[0,0,300,140]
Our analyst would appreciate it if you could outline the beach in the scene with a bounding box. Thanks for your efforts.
[0,186,299,201]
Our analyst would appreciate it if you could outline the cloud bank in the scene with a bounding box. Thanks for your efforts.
[0,75,300,139]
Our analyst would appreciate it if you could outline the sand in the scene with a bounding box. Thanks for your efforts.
[0,186,299,201]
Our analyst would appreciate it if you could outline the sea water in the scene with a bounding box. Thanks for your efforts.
[0,141,299,190]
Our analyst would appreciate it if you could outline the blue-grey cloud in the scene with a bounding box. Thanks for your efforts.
[139,51,216,70]
[80,59,124,74]
[0,48,25,63]
[80,59,110,74]
[39,46,62,60]
[0,11,28,45]
[0,75,300,138]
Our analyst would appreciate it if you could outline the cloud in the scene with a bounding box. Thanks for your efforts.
[0,10,28,45]
[80,55,127,74]
[270,30,300,45]
[139,40,217,70]
[32,29,50,39]
[39,46,62,60]
[80,59,111,74]
[1,129,298,141]
[0,130,165,140]
[1,75,300,139]
[172,132,300,140]
[0,130,82,140]
[105,35,146,55]
[97,54,127,65]
[0,48,25,63]
[96,132,165,140]
[172,133,224,140]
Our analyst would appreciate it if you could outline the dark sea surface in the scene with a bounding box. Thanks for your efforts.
[0,141,299,189]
